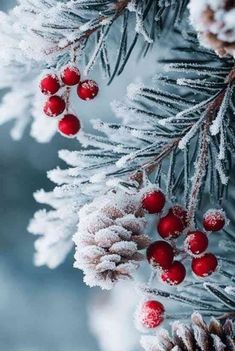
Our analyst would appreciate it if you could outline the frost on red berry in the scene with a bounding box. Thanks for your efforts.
[43,96,66,117]
[40,73,61,95]
[185,231,208,257]
[58,114,81,137]
[61,65,81,86]
[157,213,184,239]
[160,261,186,285]
[142,189,166,214]
[203,209,226,232]
[169,205,188,228]
[146,240,174,269]
[138,300,165,329]
[192,253,218,277]
[77,80,99,100]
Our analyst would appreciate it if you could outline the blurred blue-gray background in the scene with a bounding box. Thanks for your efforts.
[0,1,99,350]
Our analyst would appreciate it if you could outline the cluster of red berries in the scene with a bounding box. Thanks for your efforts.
[137,193,226,330]
[39,65,99,137]
[142,189,226,287]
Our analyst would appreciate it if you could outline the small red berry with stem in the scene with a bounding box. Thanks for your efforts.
[58,114,81,137]
[160,261,186,285]
[43,96,66,117]
[169,205,188,228]
[61,65,81,86]
[142,189,166,214]
[146,240,174,270]
[185,231,208,256]
[192,253,218,277]
[203,209,225,232]
[157,213,184,239]
[40,73,61,95]
[138,300,165,328]
[77,79,99,100]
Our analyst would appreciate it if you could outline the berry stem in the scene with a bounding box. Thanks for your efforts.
[217,311,235,321]
[65,87,71,112]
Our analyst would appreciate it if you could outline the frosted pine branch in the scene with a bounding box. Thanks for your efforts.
[30,35,235,268]
[12,0,187,74]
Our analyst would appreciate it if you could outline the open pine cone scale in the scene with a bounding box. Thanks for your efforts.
[141,313,235,351]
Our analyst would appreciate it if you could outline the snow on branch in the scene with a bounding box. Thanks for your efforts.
[29,35,235,270]
[0,0,190,141]
[12,0,187,76]
[0,10,57,141]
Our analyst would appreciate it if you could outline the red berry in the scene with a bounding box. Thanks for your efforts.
[142,190,166,214]
[203,209,225,232]
[169,205,188,228]
[58,114,81,137]
[185,231,208,256]
[157,213,184,239]
[77,80,99,100]
[139,300,165,328]
[43,96,66,117]
[61,65,81,86]
[146,240,174,269]
[160,261,186,285]
[192,253,218,277]
[40,74,60,95]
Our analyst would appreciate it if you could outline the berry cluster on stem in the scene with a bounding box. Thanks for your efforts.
[136,188,227,330]
[39,64,99,137]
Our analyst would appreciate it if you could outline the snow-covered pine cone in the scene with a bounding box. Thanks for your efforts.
[189,0,235,58]
[73,189,150,290]
[141,312,235,351]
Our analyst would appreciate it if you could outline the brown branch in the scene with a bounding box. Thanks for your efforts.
[217,311,235,320]
[187,89,226,226]
[44,0,131,56]
[131,83,229,201]
[131,139,180,184]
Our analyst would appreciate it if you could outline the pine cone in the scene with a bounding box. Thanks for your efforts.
[189,0,235,57]
[141,312,235,351]
[73,189,150,290]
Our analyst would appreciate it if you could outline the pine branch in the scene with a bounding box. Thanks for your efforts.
[13,0,188,77]
[28,25,235,302]
[187,88,227,225]
[44,0,131,55]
